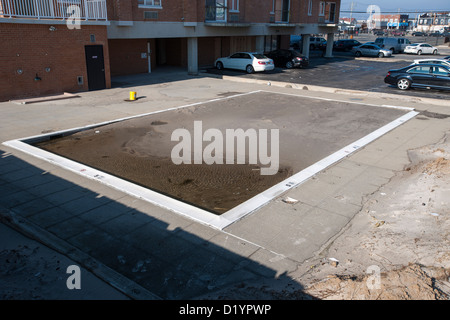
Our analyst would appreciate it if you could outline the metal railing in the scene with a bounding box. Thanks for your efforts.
[0,0,107,20]
[205,5,227,22]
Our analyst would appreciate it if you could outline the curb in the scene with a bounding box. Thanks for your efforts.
[332,54,412,63]
[0,206,162,300]
[219,75,450,107]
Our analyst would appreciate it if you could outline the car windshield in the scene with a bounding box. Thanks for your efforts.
[253,54,268,59]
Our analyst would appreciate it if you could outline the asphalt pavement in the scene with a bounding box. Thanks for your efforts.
[206,34,450,101]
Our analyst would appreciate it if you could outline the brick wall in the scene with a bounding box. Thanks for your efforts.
[0,23,110,102]
[107,0,340,24]
[299,0,341,24]
[108,39,153,76]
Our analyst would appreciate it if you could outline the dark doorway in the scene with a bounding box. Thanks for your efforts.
[85,45,106,91]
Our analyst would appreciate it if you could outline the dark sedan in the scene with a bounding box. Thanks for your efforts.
[384,64,450,91]
[333,39,362,51]
[265,49,309,69]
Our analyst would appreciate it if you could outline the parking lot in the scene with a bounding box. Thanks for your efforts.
[207,35,450,101]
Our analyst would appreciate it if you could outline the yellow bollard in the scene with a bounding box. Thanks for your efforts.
[129,91,137,101]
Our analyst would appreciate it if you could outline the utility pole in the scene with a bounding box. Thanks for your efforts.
[349,1,355,22]
[349,1,355,38]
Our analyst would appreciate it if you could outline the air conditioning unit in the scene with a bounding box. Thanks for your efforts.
[269,15,275,23]
[318,17,325,23]
[144,11,158,19]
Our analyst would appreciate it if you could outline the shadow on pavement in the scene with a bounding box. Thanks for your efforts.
[0,151,316,300]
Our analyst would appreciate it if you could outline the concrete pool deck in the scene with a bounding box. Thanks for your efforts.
[1,72,449,299]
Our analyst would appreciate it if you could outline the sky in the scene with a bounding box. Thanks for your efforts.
[340,0,450,18]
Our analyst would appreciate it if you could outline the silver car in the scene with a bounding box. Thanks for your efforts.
[352,44,392,58]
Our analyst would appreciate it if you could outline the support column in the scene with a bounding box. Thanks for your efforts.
[302,34,310,58]
[255,35,265,53]
[325,32,334,58]
[187,37,198,75]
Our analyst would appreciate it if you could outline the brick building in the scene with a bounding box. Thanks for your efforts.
[0,0,110,101]
[107,0,340,76]
[0,0,340,101]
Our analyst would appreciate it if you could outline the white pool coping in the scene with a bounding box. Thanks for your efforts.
[3,91,418,230]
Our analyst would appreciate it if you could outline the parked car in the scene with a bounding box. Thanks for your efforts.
[412,31,426,36]
[428,32,443,37]
[333,39,362,51]
[373,30,385,36]
[265,49,309,69]
[215,52,274,74]
[404,43,438,55]
[413,59,450,67]
[392,30,405,36]
[352,44,392,58]
[444,56,450,60]
[384,64,450,91]
[374,37,411,53]
[309,37,327,50]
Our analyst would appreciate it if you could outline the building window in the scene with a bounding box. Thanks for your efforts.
[273,0,290,22]
[205,0,227,22]
[138,0,162,8]
[319,1,325,16]
[230,0,239,12]
[308,0,312,16]
[324,2,336,23]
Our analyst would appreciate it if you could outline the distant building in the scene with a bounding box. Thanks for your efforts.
[370,14,409,30]
[338,17,360,32]
[415,12,450,33]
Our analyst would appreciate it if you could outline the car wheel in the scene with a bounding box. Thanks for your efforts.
[216,61,223,70]
[355,51,362,57]
[378,52,384,58]
[433,49,438,55]
[397,78,411,90]
[390,48,395,54]
[246,65,254,74]
[286,61,293,69]
[417,50,422,55]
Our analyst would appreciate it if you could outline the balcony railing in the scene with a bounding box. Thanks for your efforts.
[205,4,227,22]
[0,0,107,20]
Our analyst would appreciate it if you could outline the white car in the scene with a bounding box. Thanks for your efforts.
[215,52,274,73]
[404,43,438,55]
[412,59,450,67]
